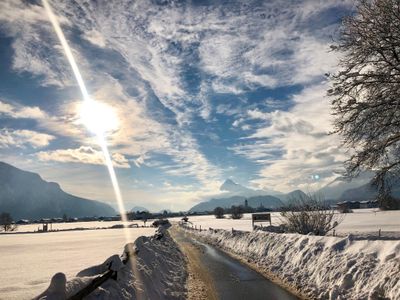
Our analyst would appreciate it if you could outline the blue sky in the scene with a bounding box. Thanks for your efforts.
[0,0,355,211]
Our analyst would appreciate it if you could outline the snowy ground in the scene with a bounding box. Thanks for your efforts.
[171,209,400,235]
[0,227,154,300]
[8,220,151,233]
[186,227,400,300]
[2,209,398,299]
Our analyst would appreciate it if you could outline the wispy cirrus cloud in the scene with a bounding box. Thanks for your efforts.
[0,0,356,209]
[0,1,224,189]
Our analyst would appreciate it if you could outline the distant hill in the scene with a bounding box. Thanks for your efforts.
[0,162,116,220]
[339,181,400,201]
[318,172,374,200]
[189,195,283,212]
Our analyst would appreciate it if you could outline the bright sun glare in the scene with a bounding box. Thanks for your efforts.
[79,100,119,135]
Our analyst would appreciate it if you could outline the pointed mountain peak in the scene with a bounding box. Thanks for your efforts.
[220,179,240,191]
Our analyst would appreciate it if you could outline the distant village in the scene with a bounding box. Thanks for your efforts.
[12,198,380,227]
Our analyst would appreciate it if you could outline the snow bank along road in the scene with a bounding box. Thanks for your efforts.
[34,226,188,299]
[170,226,299,300]
[186,227,400,300]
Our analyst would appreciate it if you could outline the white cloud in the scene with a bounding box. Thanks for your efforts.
[232,118,243,128]
[0,129,55,148]
[37,146,130,168]
[82,29,106,48]
[247,109,269,120]
[133,154,147,168]
[0,99,83,139]
[0,100,47,119]
[232,83,347,192]
[0,1,90,87]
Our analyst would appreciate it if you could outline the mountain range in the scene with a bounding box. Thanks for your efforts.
[189,180,307,212]
[189,176,400,212]
[2,161,398,217]
[338,181,400,201]
[189,195,284,212]
[0,162,115,220]
[318,171,375,200]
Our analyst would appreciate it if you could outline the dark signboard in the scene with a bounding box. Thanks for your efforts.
[252,213,271,229]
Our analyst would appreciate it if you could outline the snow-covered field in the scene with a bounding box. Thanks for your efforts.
[187,227,400,299]
[0,227,155,300]
[2,209,398,299]
[172,209,400,234]
[9,220,150,233]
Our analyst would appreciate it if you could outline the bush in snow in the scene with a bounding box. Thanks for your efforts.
[214,206,225,219]
[337,204,353,214]
[230,205,244,219]
[152,218,170,227]
[280,193,342,236]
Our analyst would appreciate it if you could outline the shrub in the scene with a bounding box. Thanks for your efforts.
[214,207,225,219]
[230,205,244,219]
[280,193,342,236]
[152,219,170,227]
[337,204,353,214]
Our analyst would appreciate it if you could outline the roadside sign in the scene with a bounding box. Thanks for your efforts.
[252,213,271,229]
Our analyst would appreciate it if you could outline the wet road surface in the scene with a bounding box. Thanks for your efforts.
[172,228,299,300]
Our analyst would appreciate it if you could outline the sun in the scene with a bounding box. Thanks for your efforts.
[79,100,119,135]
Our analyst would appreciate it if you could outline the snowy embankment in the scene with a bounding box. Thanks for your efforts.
[36,227,187,300]
[186,228,400,300]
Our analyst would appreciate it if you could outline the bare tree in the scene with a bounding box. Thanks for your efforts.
[280,194,342,236]
[329,0,400,207]
[0,212,17,232]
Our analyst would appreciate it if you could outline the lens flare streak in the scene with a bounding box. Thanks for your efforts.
[42,0,132,243]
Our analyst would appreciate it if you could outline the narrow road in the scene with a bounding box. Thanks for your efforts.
[171,227,299,300]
